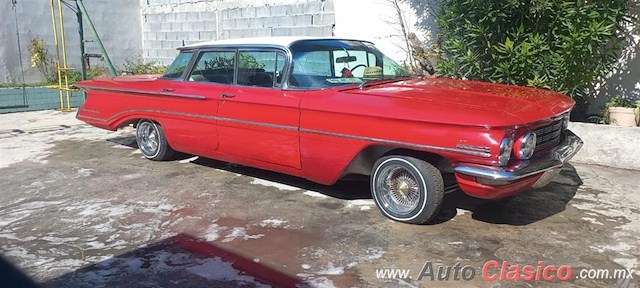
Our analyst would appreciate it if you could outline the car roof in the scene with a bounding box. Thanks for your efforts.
[180,36,373,50]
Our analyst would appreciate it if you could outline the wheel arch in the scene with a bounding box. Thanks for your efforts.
[112,116,163,130]
[339,145,454,179]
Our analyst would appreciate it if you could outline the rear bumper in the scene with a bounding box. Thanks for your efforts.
[453,130,583,199]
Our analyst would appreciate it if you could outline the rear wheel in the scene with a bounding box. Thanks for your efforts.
[136,120,174,161]
[371,156,444,224]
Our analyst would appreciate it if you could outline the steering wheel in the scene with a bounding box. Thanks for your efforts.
[350,64,368,73]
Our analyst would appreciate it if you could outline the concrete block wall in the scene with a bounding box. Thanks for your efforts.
[140,0,335,65]
[142,10,219,64]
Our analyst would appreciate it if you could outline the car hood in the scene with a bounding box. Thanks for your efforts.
[341,78,575,127]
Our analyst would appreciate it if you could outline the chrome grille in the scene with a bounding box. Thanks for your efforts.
[534,120,563,152]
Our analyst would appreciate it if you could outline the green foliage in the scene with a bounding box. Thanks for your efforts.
[239,53,265,69]
[0,82,55,89]
[67,71,83,84]
[431,0,631,100]
[121,58,167,75]
[605,96,637,108]
[29,34,57,83]
[203,57,234,69]
[202,53,265,70]
[88,67,110,79]
[66,67,110,84]
[203,53,265,70]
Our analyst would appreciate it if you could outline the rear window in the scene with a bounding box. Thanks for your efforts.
[237,51,287,88]
[188,50,236,84]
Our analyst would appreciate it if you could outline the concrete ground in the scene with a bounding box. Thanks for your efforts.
[0,110,638,288]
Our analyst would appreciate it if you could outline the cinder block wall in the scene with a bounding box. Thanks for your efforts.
[141,0,336,65]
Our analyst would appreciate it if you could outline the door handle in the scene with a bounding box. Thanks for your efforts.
[221,93,236,98]
[162,88,175,92]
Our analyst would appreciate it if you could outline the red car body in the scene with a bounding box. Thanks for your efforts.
[75,37,582,204]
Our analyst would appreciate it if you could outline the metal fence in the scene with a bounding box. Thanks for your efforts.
[0,87,84,114]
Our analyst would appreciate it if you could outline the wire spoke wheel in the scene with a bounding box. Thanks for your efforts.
[376,164,422,214]
[137,121,160,157]
[371,156,444,224]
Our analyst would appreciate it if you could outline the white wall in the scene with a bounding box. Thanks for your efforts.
[0,0,143,84]
[592,1,640,114]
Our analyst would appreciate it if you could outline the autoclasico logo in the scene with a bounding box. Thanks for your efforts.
[375,261,636,282]
[413,261,572,281]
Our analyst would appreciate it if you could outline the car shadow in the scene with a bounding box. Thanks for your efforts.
[191,156,372,201]
[42,234,302,288]
[107,135,138,148]
[433,163,583,226]
[106,136,583,226]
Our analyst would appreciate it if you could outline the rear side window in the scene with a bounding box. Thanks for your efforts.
[188,50,236,84]
[237,51,286,88]
[163,52,193,79]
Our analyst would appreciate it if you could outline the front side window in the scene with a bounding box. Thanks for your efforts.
[289,40,410,89]
[162,51,193,79]
[237,50,286,88]
[188,50,236,84]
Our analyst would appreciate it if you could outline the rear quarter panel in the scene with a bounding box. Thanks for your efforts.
[76,78,221,155]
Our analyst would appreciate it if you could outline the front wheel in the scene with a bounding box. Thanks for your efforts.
[371,156,444,224]
[136,120,174,161]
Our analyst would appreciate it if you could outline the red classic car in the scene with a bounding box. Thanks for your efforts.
[75,37,583,224]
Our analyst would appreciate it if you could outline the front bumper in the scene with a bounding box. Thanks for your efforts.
[453,130,583,198]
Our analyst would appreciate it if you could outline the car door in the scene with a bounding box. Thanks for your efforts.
[154,49,235,154]
[217,49,302,169]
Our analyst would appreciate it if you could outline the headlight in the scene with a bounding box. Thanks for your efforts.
[498,137,514,166]
[514,132,537,160]
[562,113,570,129]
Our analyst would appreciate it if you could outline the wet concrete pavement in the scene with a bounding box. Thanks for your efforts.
[0,111,639,287]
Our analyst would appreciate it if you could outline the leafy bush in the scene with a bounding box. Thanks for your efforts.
[121,58,167,75]
[413,0,632,105]
[67,71,83,84]
[29,34,57,83]
[87,66,110,79]
[66,67,110,84]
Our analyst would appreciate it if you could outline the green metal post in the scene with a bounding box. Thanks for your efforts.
[76,0,87,99]
[75,0,116,76]
[76,1,87,81]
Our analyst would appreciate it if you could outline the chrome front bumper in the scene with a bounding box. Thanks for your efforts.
[454,130,583,186]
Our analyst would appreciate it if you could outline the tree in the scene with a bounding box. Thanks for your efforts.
[407,0,632,118]
[29,34,57,83]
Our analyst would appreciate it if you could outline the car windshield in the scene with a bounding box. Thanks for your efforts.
[288,39,409,89]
